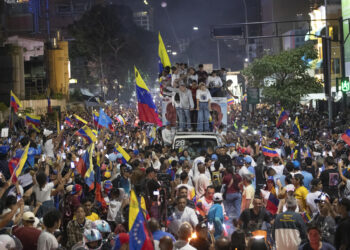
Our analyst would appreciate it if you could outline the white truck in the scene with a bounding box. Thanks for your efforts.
[172,132,222,159]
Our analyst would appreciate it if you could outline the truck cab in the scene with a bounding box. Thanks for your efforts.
[172,132,222,159]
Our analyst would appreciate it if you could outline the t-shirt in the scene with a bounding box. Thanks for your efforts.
[271,164,284,175]
[86,212,99,222]
[241,184,255,212]
[13,226,41,250]
[294,186,309,211]
[196,89,212,103]
[239,208,271,232]
[320,168,339,199]
[34,182,55,203]
[301,171,313,190]
[298,241,335,250]
[37,230,59,250]
[306,191,322,216]
[194,174,210,199]
[222,173,241,193]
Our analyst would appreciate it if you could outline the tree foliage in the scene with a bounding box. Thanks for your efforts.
[242,41,323,108]
[68,4,157,101]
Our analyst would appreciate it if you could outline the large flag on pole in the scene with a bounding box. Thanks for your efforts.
[135,66,162,126]
[158,32,171,74]
[10,91,22,113]
[293,116,301,137]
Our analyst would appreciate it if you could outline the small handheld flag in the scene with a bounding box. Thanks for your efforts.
[84,143,95,191]
[158,32,171,75]
[293,117,301,137]
[64,117,74,128]
[76,125,97,144]
[341,129,350,146]
[114,143,130,163]
[74,114,88,125]
[262,146,279,158]
[14,143,30,178]
[276,108,288,127]
[26,114,41,127]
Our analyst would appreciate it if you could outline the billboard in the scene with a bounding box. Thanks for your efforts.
[342,0,350,76]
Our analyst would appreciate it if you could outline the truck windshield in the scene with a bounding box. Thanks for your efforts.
[174,138,218,158]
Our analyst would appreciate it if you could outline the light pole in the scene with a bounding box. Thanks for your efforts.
[324,0,333,125]
[242,0,249,64]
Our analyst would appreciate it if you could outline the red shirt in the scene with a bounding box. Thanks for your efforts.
[13,226,41,250]
[223,173,242,193]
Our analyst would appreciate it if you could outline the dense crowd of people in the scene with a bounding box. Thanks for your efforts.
[160,63,234,132]
[0,63,349,250]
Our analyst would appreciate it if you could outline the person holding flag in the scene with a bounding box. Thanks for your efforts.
[276,108,288,127]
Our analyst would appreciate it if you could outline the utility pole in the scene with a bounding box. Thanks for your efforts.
[339,17,348,112]
[324,0,333,126]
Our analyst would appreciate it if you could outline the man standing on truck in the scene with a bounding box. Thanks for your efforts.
[162,122,174,146]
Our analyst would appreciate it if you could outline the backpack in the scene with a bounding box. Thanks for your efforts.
[212,171,222,189]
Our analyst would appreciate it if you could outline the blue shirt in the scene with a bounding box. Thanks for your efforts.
[119,176,130,194]
[153,230,176,242]
[301,171,313,190]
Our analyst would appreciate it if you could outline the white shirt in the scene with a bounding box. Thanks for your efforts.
[194,173,210,199]
[107,199,122,221]
[44,139,55,159]
[271,164,284,176]
[206,76,223,88]
[162,128,174,145]
[306,191,322,217]
[196,89,212,103]
[37,230,59,250]
[169,207,198,236]
[34,182,55,203]
[172,73,180,87]
[174,240,196,250]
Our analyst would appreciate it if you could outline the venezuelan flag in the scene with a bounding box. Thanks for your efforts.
[10,90,22,113]
[293,116,301,137]
[116,115,125,125]
[135,66,162,126]
[276,108,288,127]
[26,114,41,127]
[158,32,171,74]
[129,189,154,250]
[84,143,95,191]
[76,125,97,144]
[13,143,30,178]
[262,146,279,158]
[93,111,99,127]
[114,143,130,163]
[227,98,235,105]
[64,117,74,128]
[94,158,107,208]
[74,114,88,125]
[341,129,350,146]
[27,123,40,133]
[260,189,279,215]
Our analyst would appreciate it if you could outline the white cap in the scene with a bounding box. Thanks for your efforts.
[213,193,223,202]
[285,184,295,192]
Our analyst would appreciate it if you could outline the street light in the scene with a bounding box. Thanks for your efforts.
[193,26,199,31]
[161,1,167,8]
[172,51,177,56]
[245,58,249,62]
[144,0,149,5]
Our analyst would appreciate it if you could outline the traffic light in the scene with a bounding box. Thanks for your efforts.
[341,77,350,92]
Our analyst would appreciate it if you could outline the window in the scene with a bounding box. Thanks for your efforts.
[73,3,86,13]
[332,58,340,74]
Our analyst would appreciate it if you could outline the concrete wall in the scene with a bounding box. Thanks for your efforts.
[21,99,67,115]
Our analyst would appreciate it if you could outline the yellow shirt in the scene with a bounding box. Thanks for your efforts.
[294,186,308,211]
[86,212,100,222]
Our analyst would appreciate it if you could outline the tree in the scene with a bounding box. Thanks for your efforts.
[68,4,157,100]
[242,41,323,109]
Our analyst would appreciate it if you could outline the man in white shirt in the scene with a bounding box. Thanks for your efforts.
[162,123,174,146]
[206,71,223,97]
[169,197,198,237]
[37,209,61,250]
[196,83,212,132]
[194,162,210,200]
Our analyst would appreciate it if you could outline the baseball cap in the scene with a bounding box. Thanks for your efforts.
[22,211,35,222]
[236,157,244,166]
[211,154,218,160]
[133,149,139,155]
[285,184,295,192]
[71,184,82,195]
[244,156,252,163]
[213,193,223,202]
[292,160,300,169]
[103,180,113,190]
